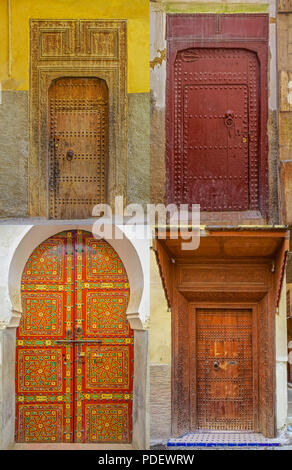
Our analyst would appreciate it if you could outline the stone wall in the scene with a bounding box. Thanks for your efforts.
[150,364,171,443]
[0,91,28,218]
[128,93,150,207]
[0,328,16,450]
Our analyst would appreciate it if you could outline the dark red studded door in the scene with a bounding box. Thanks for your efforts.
[171,48,259,211]
[166,14,269,214]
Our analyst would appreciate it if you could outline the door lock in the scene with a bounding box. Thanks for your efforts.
[76,325,83,335]
[214,361,220,370]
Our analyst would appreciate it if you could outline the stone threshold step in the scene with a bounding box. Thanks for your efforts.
[167,432,281,447]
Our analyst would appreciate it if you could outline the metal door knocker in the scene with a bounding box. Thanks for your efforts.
[224,110,234,128]
[66,149,74,161]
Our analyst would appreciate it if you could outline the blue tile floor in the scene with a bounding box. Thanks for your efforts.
[167,431,281,448]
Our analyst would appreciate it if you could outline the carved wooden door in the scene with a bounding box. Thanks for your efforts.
[169,48,260,211]
[48,78,108,219]
[196,309,254,430]
[15,230,133,443]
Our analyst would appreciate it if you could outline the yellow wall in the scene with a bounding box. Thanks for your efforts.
[150,251,171,364]
[0,0,149,93]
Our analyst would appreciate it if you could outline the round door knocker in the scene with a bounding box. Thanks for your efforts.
[224,110,234,128]
[66,149,74,161]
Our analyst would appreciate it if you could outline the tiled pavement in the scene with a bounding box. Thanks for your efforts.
[167,431,281,448]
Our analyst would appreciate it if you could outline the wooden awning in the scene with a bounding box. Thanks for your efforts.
[153,226,290,308]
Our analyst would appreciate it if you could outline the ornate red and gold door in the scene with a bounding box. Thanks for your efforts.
[15,230,133,443]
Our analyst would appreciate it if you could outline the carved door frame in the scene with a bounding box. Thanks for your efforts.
[154,229,289,439]
[171,276,276,438]
[188,302,259,432]
[165,14,269,219]
[29,19,127,218]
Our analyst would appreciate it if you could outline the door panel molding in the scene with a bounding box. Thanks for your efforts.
[29,20,127,218]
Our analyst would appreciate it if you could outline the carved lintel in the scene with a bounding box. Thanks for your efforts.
[278,0,292,12]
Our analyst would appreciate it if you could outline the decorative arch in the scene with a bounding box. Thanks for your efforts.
[3,223,149,449]
[15,229,134,443]
[8,224,145,331]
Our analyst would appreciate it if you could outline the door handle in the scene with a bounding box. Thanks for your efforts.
[66,328,72,340]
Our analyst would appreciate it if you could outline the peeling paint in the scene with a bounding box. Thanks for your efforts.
[150,49,166,69]
[165,2,269,13]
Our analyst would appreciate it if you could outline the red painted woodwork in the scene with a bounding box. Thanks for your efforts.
[165,14,269,216]
[15,230,133,443]
[195,309,254,430]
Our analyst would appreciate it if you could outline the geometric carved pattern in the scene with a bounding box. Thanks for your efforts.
[20,293,63,336]
[196,309,253,431]
[18,349,63,392]
[17,404,63,443]
[16,230,132,443]
[278,0,292,12]
[86,239,127,279]
[29,20,127,218]
[86,346,130,390]
[85,403,129,442]
[86,292,130,335]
